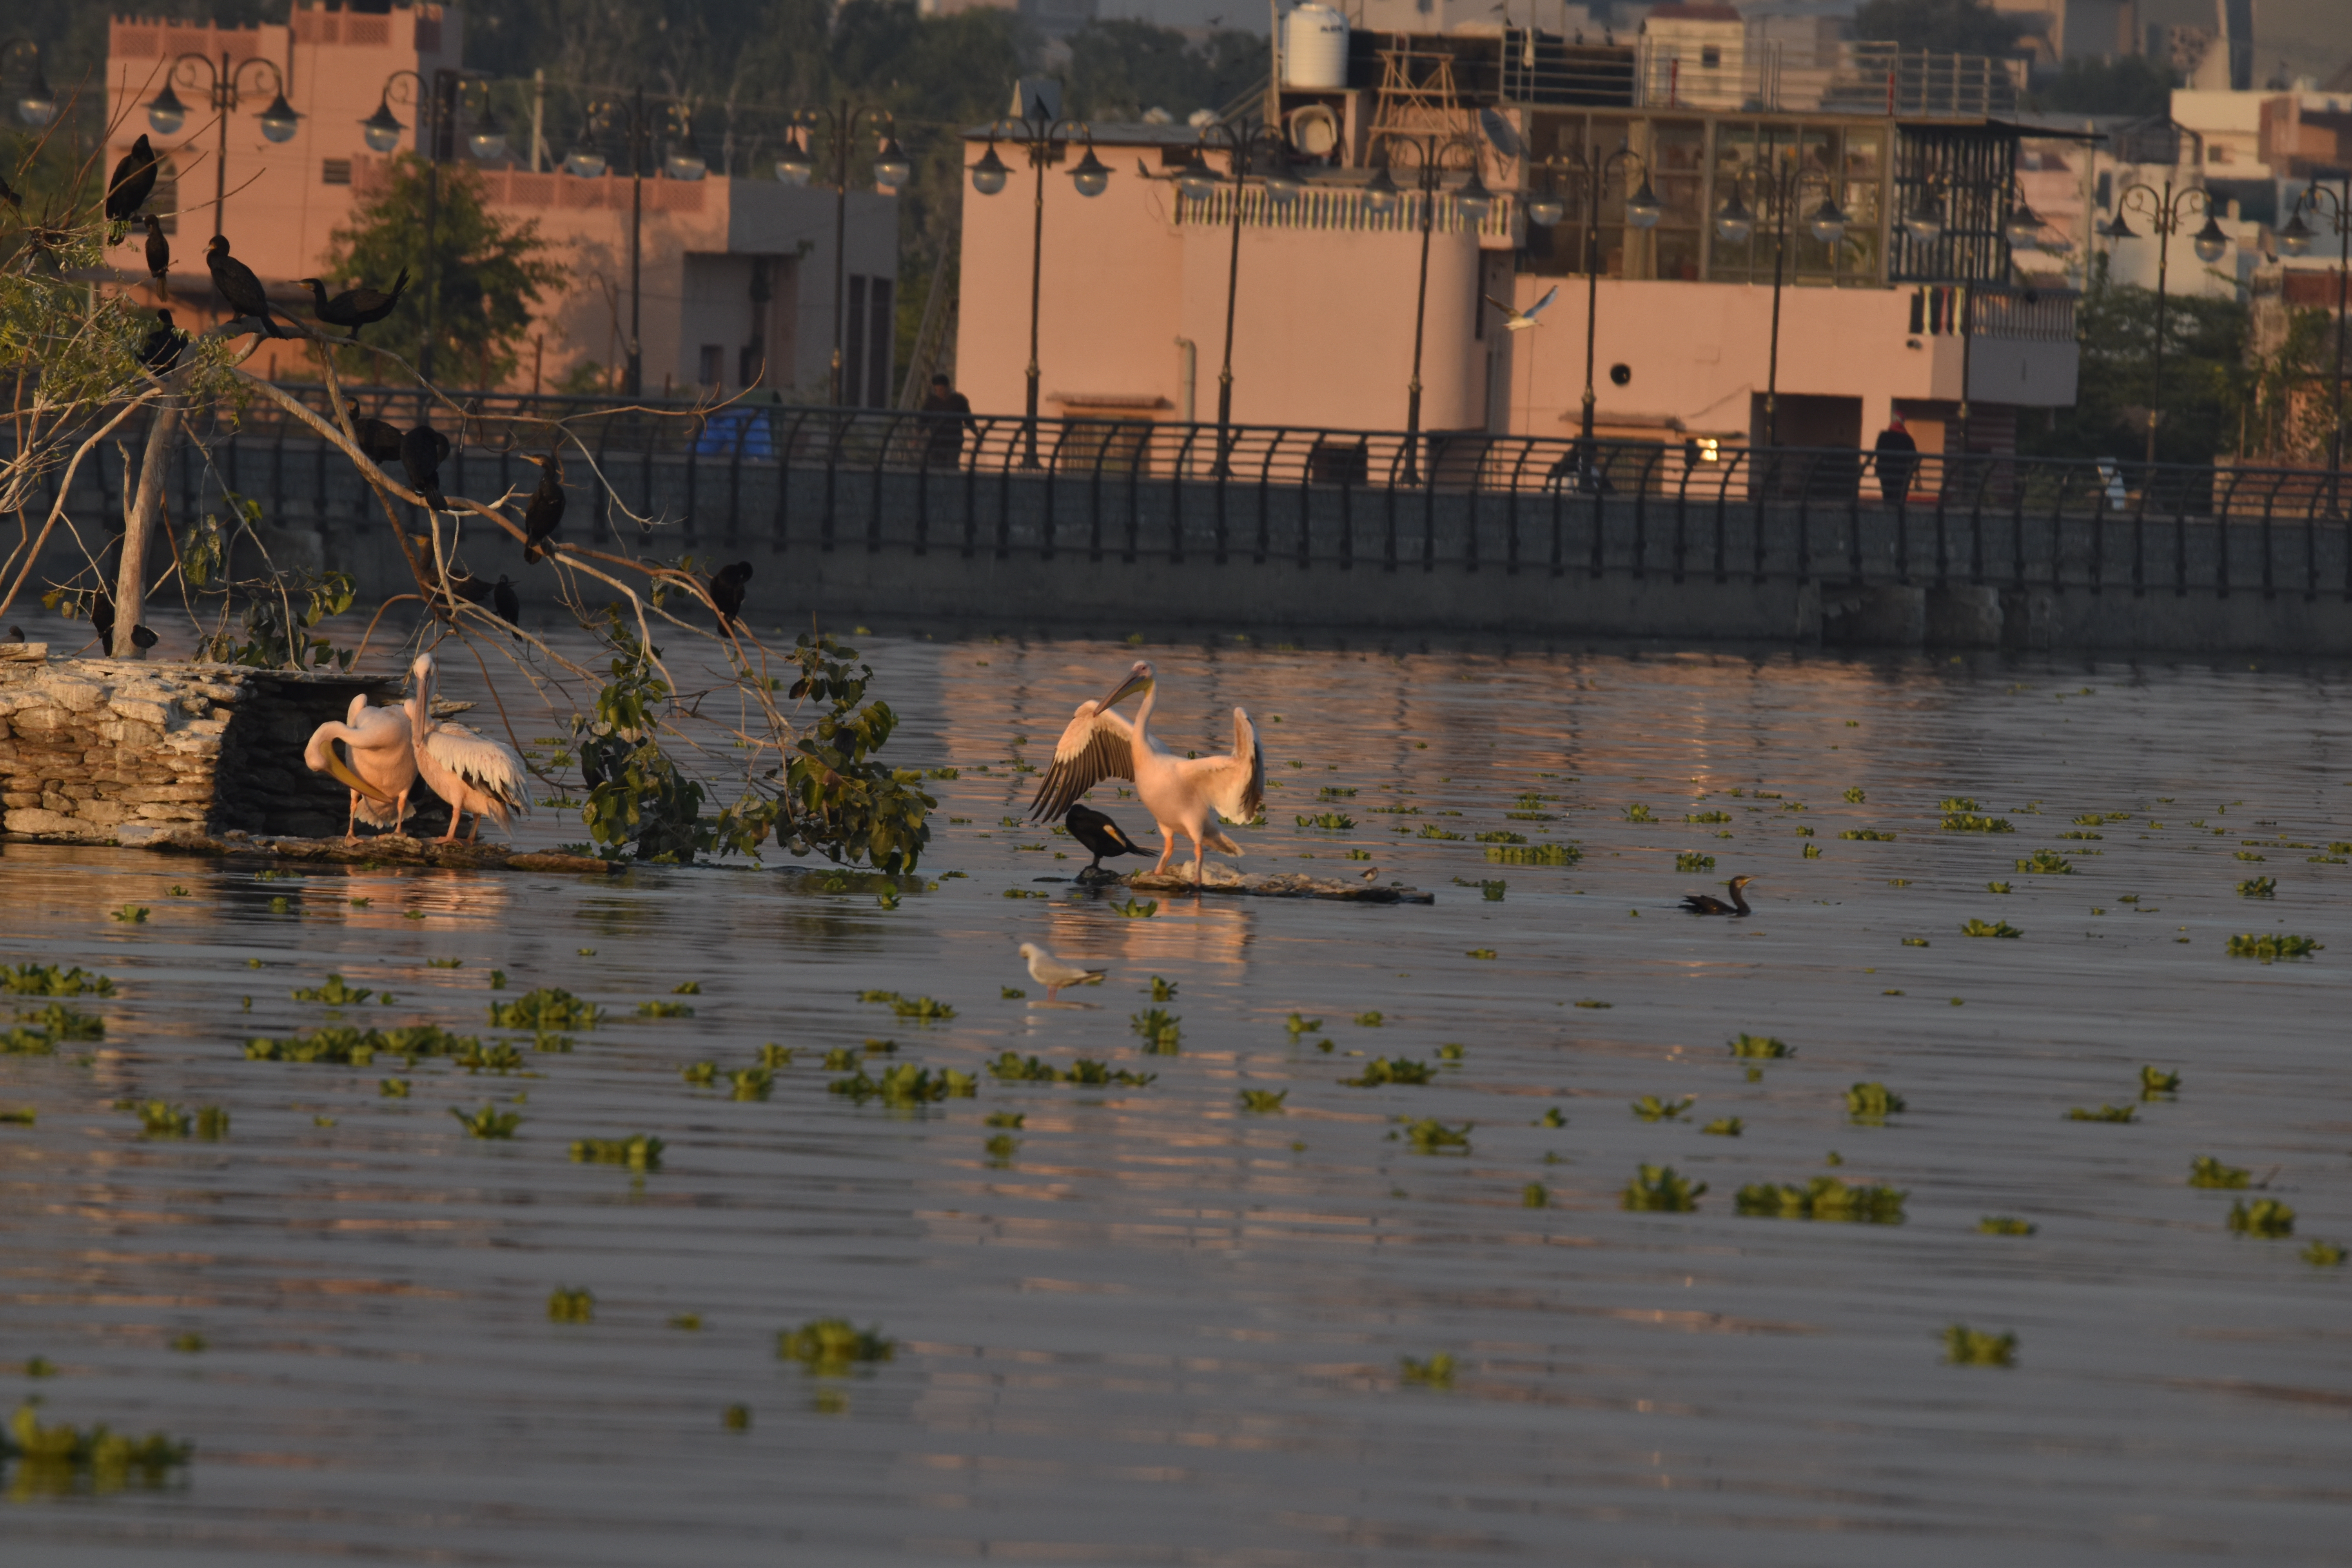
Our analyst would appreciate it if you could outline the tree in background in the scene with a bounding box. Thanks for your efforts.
[2021,255,2251,466]
[318,154,566,390]
[2025,55,2179,118]
[1066,22,1267,123]
[1854,0,2027,55]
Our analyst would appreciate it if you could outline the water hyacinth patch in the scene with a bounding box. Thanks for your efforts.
[1735,1177,1907,1223]
[2,964,114,997]
[2065,1103,2136,1123]
[2189,1156,2251,1189]
[2140,1066,2182,1098]
[1354,1012,1385,1027]
[1297,813,1356,830]
[636,1000,695,1018]
[1632,1095,1694,1122]
[1676,853,1716,873]
[1465,948,1497,960]
[1846,1082,1906,1123]
[291,975,374,1006]
[1839,829,1896,842]
[2302,1241,2347,1267]
[1961,918,2022,938]
[2015,850,2072,875]
[488,989,603,1030]
[2,1402,192,1486]
[1130,1009,1181,1053]
[546,1287,594,1323]
[378,1079,410,1097]
[1148,976,1178,1002]
[1729,1033,1791,1059]
[777,1319,893,1373]
[729,1067,773,1100]
[1523,1182,1549,1208]
[1238,1089,1288,1113]
[1398,1353,1455,1388]
[1979,1216,2038,1235]
[984,1053,1154,1088]
[1284,1014,1323,1036]
[132,1101,191,1138]
[1942,1325,2017,1367]
[245,1024,480,1066]
[1621,1164,1705,1212]
[1114,898,1160,919]
[984,1112,1025,1129]
[1700,1117,1743,1137]
[1486,843,1579,865]
[829,1063,979,1104]
[1402,1118,1472,1153]
[1623,804,1653,823]
[450,1103,521,1139]
[1986,881,2013,894]
[1535,1107,1566,1128]
[2229,1199,2296,1238]
[1344,1058,1434,1087]
[2226,933,2321,961]
[196,1107,229,1140]
[2238,876,2277,898]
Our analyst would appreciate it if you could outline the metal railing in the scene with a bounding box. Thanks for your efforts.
[15,394,2350,601]
[1634,40,2020,118]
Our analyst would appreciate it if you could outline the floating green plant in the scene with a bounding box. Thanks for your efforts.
[1978,1216,2038,1235]
[1632,1094,1694,1122]
[455,1041,524,1074]
[759,1044,793,1068]
[874,887,901,910]
[1700,1117,1743,1137]
[1942,813,2014,833]
[1623,804,1653,823]
[2,1401,192,1483]
[1535,1107,1566,1128]
[1285,1013,1323,1037]
[887,995,956,1020]
[2233,850,2266,862]
[2189,1156,2250,1189]
[0,1107,34,1125]
[131,1101,190,1138]
[2140,1066,2181,1098]
[1803,843,1822,858]
[1942,1325,2017,1367]
[1473,830,1526,845]
[546,1287,594,1323]
[169,1332,205,1354]
[450,1103,521,1139]
[374,1078,410,1100]
[113,905,149,924]
[1403,1118,1472,1153]
[1839,828,1897,842]
[195,1106,229,1141]
[984,1112,1025,1129]
[1845,1082,1906,1123]
[830,1063,980,1103]
[1960,918,2022,938]
[1345,1058,1434,1087]
[2065,1103,2135,1122]
[1621,1163,1705,1212]
[1736,1176,1907,1223]
[1000,987,1026,999]
[777,1319,894,1373]
[1418,825,1466,841]
[1901,936,1930,947]
[1486,843,1580,865]
[20,1357,54,1377]
[2015,850,2073,875]
[636,1000,695,1018]
[1844,786,1866,803]
[3,964,114,998]
[1114,898,1160,919]
[2237,876,2277,898]
[488,989,603,1030]
[244,1024,481,1066]
[1297,813,1357,830]
[1522,1182,1550,1208]
[720,1403,751,1431]
[2302,1240,2347,1267]
[1465,948,1497,960]
[2227,933,2322,961]
[820,1047,857,1071]
[1130,1009,1182,1053]
[1985,881,2013,894]
[427,958,463,968]
[2228,1198,2296,1238]
[1398,1353,1455,1388]
[1354,1012,1385,1027]
[4,1004,105,1055]
[730,1067,773,1100]
[1479,880,1506,900]
[1437,1044,1464,1062]
[1238,1089,1288,1113]
[1675,852,1716,873]
[2058,830,2103,840]
[1729,1033,1791,1059]
[983,1134,1018,1163]
[1002,889,1048,900]
[1147,976,1178,1002]
[1685,811,1731,825]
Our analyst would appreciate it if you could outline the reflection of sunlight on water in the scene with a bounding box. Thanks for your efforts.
[7,636,2352,1561]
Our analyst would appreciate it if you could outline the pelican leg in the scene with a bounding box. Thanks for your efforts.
[1189,824,1207,888]
[344,791,359,842]
[438,800,464,843]
[1151,826,1176,877]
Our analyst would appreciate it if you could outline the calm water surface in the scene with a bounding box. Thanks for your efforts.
[4,626,2350,1565]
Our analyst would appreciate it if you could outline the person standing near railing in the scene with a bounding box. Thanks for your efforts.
[1872,412,1916,506]
[922,373,974,470]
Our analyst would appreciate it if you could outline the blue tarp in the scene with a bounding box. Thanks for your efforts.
[692,408,775,460]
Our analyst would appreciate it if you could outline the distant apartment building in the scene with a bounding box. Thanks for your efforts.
[958,18,2074,467]
[102,3,900,401]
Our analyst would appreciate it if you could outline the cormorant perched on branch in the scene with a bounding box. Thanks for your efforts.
[137,309,185,374]
[105,135,158,239]
[521,453,564,562]
[204,235,290,338]
[1679,875,1755,916]
[352,416,405,465]
[401,423,449,512]
[298,269,409,339]
[1064,802,1153,875]
[708,560,752,630]
[142,214,169,296]
[492,575,520,628]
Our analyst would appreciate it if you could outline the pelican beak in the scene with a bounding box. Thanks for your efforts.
[323,744,396,805]
[1100,670,1151,710]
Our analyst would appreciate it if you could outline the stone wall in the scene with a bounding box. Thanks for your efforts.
[0,647,396,844]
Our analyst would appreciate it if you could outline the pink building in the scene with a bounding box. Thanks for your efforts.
[955,28,2079,465]
[103,4,900,401]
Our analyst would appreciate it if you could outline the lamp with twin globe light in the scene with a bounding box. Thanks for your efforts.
[775,136,814,186]
[873,136,911,192]
[1455,167,1494,223]
[965,142,1006,195]
[2191,214,2229,263]
[2280,208,2314,257]
[467,108,507,162]
[1068,139,1111,198]
[258,91,300,143]
[361,97,404,153]
[1903,191,1944,246]
[145,84,188,137]
[1713,189,1754,245]
[1175,148,1218,201]
[563,142,606,178]
[11,49,57,128]
[2004,197,2044,252]
[1361,162,1400,213]
[1806,195,1847,245]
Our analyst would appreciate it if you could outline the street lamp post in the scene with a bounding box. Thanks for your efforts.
[146,51,300,238]
[363,68,502,384]
[2280,179,2351,499]
[559,91,700,398]
[2,40,58,127]
[969,114,1112,464]
[1711,159,1847,450]
[1171,123,1299,471]
[2098,170,2225,469]
[1361,131,1488,484]
[776,103,909,408]
[1523,145,1663,450]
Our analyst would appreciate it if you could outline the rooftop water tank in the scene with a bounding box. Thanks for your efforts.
[1283,3,1349,91]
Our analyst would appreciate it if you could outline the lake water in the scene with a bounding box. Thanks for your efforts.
[4,624,2350,1565]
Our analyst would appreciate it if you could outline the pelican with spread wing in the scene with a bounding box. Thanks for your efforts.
[1029,660,1263,887]
[404,652,532,843]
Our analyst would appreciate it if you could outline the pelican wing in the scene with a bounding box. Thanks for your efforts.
[419,721,532,819]
[1190,706,1263,825]
[1029,701,1136,821]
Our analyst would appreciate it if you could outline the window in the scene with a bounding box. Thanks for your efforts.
[321,158,352,185]
[698,345,722,388]
[1700,45,1721,68]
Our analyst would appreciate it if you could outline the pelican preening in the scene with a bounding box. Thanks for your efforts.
[1029,661,1263,887]
[404,653,532,843]
[1680,875,1756,916]
[1018,942,1105,1002]
[302,693,417,840]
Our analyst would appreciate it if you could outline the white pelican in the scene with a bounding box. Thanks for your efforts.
[1018,942,1105,1001]
[404,652,532,844]
[302,692,417,840]
[1029,660,1263,886]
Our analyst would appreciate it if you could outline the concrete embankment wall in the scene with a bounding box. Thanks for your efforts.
[23,440,2352,653]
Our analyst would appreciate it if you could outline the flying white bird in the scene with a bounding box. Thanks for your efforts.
[404,652,532,843]
[1482,283,1559,332]
[1029,660,1263,886]
[1018,942,1106,1002]
[302,691,417,840]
